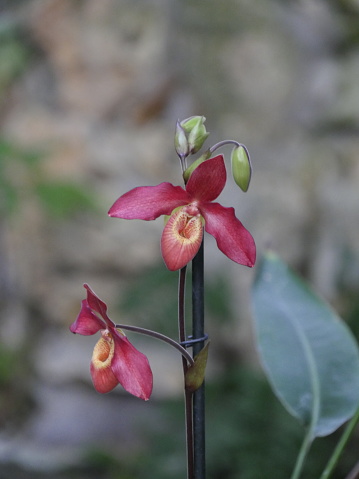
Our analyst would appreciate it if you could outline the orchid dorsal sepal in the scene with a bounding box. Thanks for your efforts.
[182,149,211,183]
[231,145,252,192]
[185,342,210,392]
[115,323,194,367]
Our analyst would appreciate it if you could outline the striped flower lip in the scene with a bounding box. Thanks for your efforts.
[108,155,256,271]
[70,284,153,400]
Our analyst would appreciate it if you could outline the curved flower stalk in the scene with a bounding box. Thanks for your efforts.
[70,284,153,400]
[108,154,256,271]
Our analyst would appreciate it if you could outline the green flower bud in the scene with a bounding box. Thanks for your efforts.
[180,116,209,154]
[231,145,252,192]
[180,115,204,134]
[174,120,189,158]
[188,122,209,154]
[183,149,211,183]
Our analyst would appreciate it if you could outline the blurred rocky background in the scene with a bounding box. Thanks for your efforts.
[1,0,359,478]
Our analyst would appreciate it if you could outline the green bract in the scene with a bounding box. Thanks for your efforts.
[185,342,210,392]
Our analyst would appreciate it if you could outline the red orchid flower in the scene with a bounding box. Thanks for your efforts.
[108,155,256,271]
[70,284,153,400]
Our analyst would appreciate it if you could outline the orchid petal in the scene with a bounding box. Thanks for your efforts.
[186,155,226,202]
[84,284,108,319]
[70,300,105,335]
[108,183,190,220]
[201,202,256,267]
[90,336,119,393]
[111,330,153,401]
[161,207,203,271]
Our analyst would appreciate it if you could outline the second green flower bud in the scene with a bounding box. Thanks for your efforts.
[231,145,252,192]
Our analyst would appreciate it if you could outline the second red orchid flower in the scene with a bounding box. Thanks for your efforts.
[109,155,256,271]
[70,284,153,400]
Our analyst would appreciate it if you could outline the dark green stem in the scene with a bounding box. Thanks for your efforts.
[192,240,206,479]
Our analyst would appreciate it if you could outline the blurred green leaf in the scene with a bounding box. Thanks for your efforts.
[251,252,359,438]
[0,40,28,88]
[0,138,42,168]
[0,175,18,214]
[0,23,30,94]
[35,181,97,219]
[0,138,96,220]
